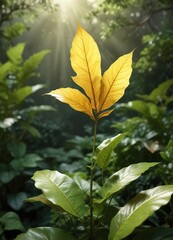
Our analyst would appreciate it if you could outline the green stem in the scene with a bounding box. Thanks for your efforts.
[89,119,98,240]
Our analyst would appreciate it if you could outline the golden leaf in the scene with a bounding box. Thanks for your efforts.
[98,109,114,119]
[47,88,94,120]
[46,25,133,121]
[99,51,133,112]
[70,25,102,111]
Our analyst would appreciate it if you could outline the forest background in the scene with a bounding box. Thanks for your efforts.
[0,0,173,239]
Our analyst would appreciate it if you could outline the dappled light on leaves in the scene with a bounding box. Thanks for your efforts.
[47,25,133,121]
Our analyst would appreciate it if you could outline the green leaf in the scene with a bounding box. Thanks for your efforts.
[7,142,26,158]
[109,185,173,240]
[15,227,76,240]
[18,50,50,81]
[0,62,13,82]
[96,133,126,168]
[8,192,27,210]
[0,170,16,183]
[160,140,173,161]
[10,159,24,173]
[7,43,25,65]
[23,154,43,167]
[0,212,25,231]
[32,170,86,217]
[149,79,173,102]
[27,194,64,212]
[27,126,41,138]
[96,162,159,203]
[3,22,26,40]
[13,86,32,104]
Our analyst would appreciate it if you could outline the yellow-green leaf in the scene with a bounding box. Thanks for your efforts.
[70,25,102,111]
[99,51,133,111]
[46,88,94,119]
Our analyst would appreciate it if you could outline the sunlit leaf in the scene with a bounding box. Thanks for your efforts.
[32,170,87,217]
[16,227,76,240]
[46,25,133,121]
[47,88,94,119]
[7,43,25,65]
[99,51,133,111]
[71,25,101,111]
[12,86,32,104]
[95,162,159,203]
[109,185,173,240]
[96,133,126,169]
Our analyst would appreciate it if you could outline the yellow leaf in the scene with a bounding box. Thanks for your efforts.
[98,109,114,119]
[46,88,94,120]
[99,51,133,111]
[70,25,102,111]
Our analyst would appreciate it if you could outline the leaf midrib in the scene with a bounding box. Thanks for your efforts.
[112,189,172,239]
[40,173,80,217]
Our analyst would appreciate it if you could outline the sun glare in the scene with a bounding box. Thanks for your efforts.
[53,0,72,8]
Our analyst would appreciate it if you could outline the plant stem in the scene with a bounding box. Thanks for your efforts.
[89,120,98,240]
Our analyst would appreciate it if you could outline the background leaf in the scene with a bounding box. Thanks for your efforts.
[0,212,25,231]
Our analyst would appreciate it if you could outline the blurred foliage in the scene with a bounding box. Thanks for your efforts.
[87,0,173,40]
[0,0,173,239]
[111,79,173,190]
[0,19,55,239]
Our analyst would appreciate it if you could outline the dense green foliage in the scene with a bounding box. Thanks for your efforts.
[0,0,173,239]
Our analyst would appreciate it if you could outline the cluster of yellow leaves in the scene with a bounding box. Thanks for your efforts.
[47,25,133,121]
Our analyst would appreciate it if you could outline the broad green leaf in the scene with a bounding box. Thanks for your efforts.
[96,133,126,169]
[0,212,25,231]
[0,170,16,183]
[23,154,43,167]
[99,51,133,111]
[47,88,94,120]
[7,43,25,65]
[126,100,160,119]
[32,170,86,217]
[27,194,64,212]
[96,162,159,203]
[15,227,76,240]
[109,185,173,240]
[7,142,26,158]
[71,25,101,111]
